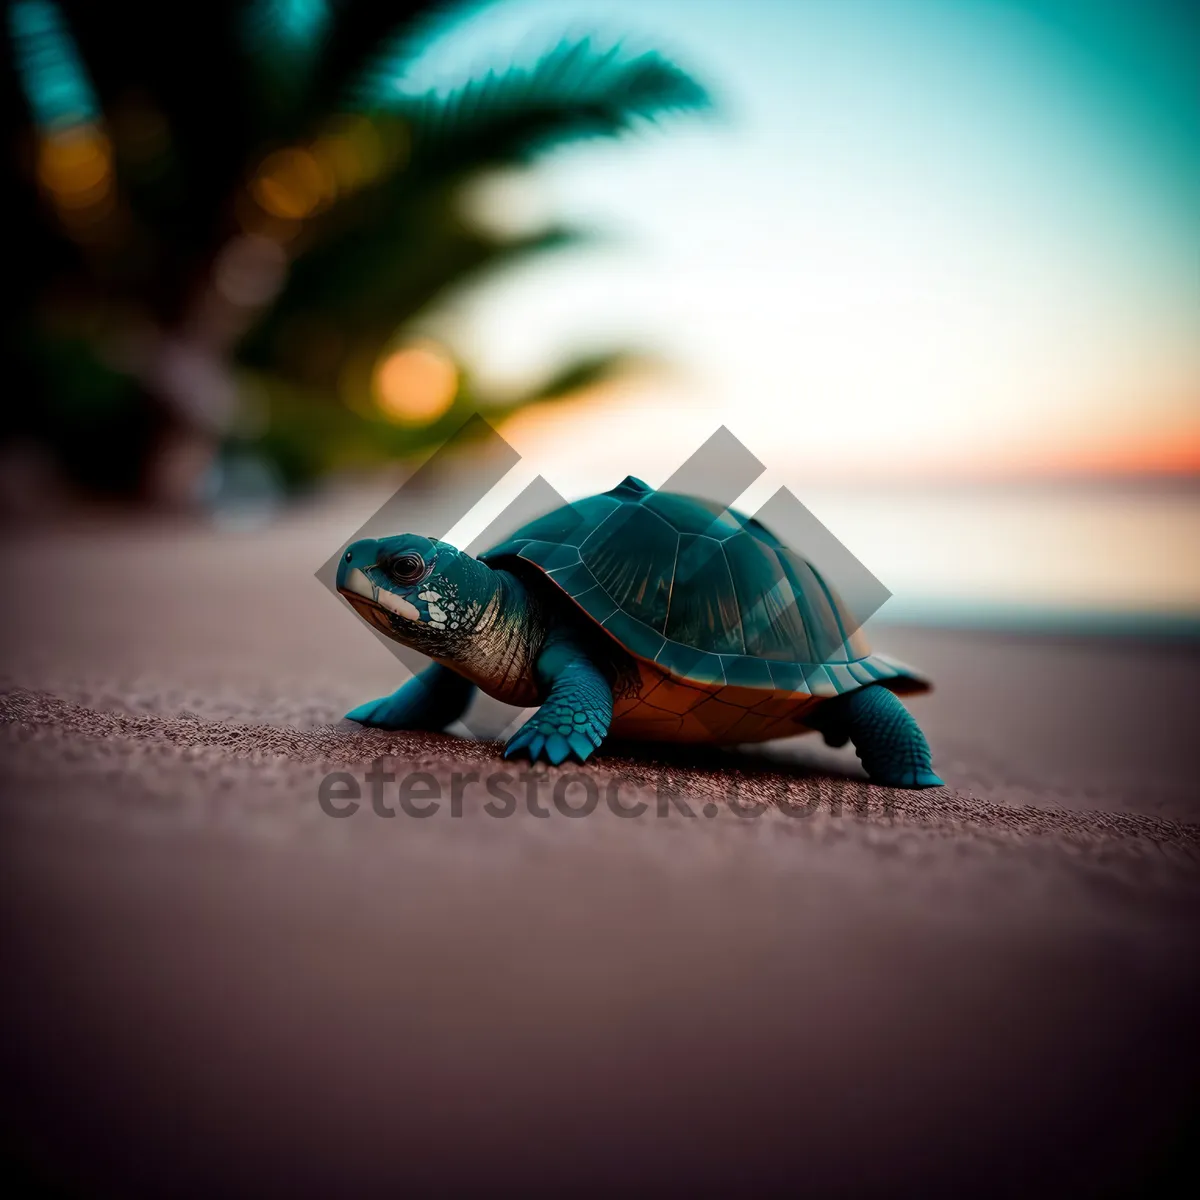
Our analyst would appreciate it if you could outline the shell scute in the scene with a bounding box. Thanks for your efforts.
[643,490,735,536]
[765,660,806,693]
[665,534,744,655]
[478,478,929,700]
[721,655,777,690]
[580,503,677,634]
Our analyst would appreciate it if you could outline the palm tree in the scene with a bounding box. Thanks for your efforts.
[2,0,709,503]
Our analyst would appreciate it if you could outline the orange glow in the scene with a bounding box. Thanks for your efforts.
[311,114,405,195]
[233,187,301,242]
[500,377,1200,489]
[915,416,1200,483]
[249,119,408,228]
[373,342,458,424]
[251,147,334,221]
[999,424,1200,478]
[37,123,112,209]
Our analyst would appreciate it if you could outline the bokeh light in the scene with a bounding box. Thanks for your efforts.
[250,146,334,221]
[373,342,459,424]
[456,168,551,239]
[9,0,98,128]
[248,117,408,229]
[311,114,401,194]
[213,235,288,309]
[36,123,111,206]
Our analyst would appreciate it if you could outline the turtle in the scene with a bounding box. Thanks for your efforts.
[336,475,942,788]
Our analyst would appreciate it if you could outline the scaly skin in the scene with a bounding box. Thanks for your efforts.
[345,663,475,730]
[808,685,943,788]
[502,628,612,766]
[449,570,547,705]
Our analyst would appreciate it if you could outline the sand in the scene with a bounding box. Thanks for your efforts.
[1,512,1197,1195]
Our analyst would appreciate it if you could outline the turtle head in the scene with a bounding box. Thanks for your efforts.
[336,535,496,654]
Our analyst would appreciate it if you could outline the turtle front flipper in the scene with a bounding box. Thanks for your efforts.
[504,633,612,766]
[345,663,475,731]
[810,684,943,789]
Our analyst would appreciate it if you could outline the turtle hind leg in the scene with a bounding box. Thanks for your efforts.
[345,663,475,731]
[810,684,943,789]
[504,632,612,766]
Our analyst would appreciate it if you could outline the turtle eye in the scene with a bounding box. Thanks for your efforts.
[383,552,428,586]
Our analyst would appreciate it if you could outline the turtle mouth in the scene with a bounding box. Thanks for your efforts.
[340,590,396,635]
[338,566,422,631]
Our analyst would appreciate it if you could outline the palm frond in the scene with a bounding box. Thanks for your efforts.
[307,0,467,118]
[240,0,333,123]
[5,4,713,498]
[238,210,589,387]
[523,349,652,402]
[243,346,653,485]
[391,37,711,172]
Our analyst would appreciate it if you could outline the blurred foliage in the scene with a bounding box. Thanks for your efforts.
[2,0,708,505]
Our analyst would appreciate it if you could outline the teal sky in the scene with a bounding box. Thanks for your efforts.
[407,0,1200,481]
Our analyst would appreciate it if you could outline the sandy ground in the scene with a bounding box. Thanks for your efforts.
[1,512,1198,1196]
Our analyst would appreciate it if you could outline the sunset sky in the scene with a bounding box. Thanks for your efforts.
[403,0,1199,484]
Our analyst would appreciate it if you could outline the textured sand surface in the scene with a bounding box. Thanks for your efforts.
[1,514,1198,1196]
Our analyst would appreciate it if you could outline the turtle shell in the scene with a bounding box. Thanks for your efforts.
[480,476,927,703]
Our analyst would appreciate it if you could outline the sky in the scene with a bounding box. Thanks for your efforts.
[401,0,1200,486]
